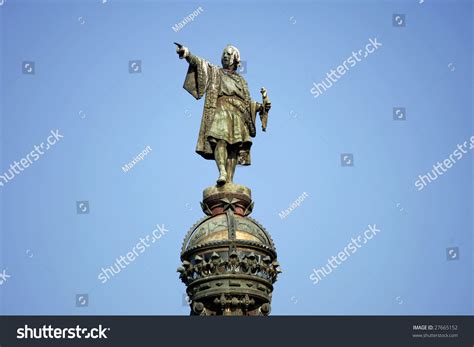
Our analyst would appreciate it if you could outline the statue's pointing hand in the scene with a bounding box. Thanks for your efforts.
[174,42,189,59]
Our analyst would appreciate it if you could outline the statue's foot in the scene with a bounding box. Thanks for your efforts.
[217,172,227,185]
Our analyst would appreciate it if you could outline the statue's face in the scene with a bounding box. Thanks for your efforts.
[221,47,236,70]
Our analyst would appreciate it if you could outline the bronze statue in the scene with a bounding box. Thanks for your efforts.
[175,43,271,185]
[175,43,280,316]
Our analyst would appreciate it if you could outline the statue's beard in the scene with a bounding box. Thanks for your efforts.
[222,59,237,70]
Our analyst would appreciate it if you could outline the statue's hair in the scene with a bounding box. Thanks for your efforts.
[222,45,241,69]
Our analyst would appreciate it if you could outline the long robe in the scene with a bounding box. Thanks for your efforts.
[183,54,258,166]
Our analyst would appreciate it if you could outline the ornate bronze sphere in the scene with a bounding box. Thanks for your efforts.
[178,184,281,316]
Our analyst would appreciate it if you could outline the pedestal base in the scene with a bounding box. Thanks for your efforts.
[178,182,281,316]
[201,183,253,216]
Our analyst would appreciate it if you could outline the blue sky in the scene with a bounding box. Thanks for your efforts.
[0,0,472,315]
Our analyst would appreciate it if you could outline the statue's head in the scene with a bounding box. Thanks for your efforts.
[221,45,240,71]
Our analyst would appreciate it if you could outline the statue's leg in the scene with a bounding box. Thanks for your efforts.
[215,140,228,185]
[226,145,237,183]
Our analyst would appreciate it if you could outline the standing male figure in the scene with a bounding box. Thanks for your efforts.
[176,44,271,185]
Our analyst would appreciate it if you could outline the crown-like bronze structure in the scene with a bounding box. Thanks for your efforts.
[178,184,281,316]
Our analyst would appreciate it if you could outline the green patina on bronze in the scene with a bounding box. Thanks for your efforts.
[175,43,279,316]
[176,43,271,185]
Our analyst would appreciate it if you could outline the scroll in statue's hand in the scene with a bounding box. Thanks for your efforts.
[264,102,271,112]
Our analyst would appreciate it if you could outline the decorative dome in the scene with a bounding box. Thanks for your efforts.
[181,214,276,257]
[178,185,281,316]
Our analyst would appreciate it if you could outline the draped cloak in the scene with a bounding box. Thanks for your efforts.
[183,54,259,166]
